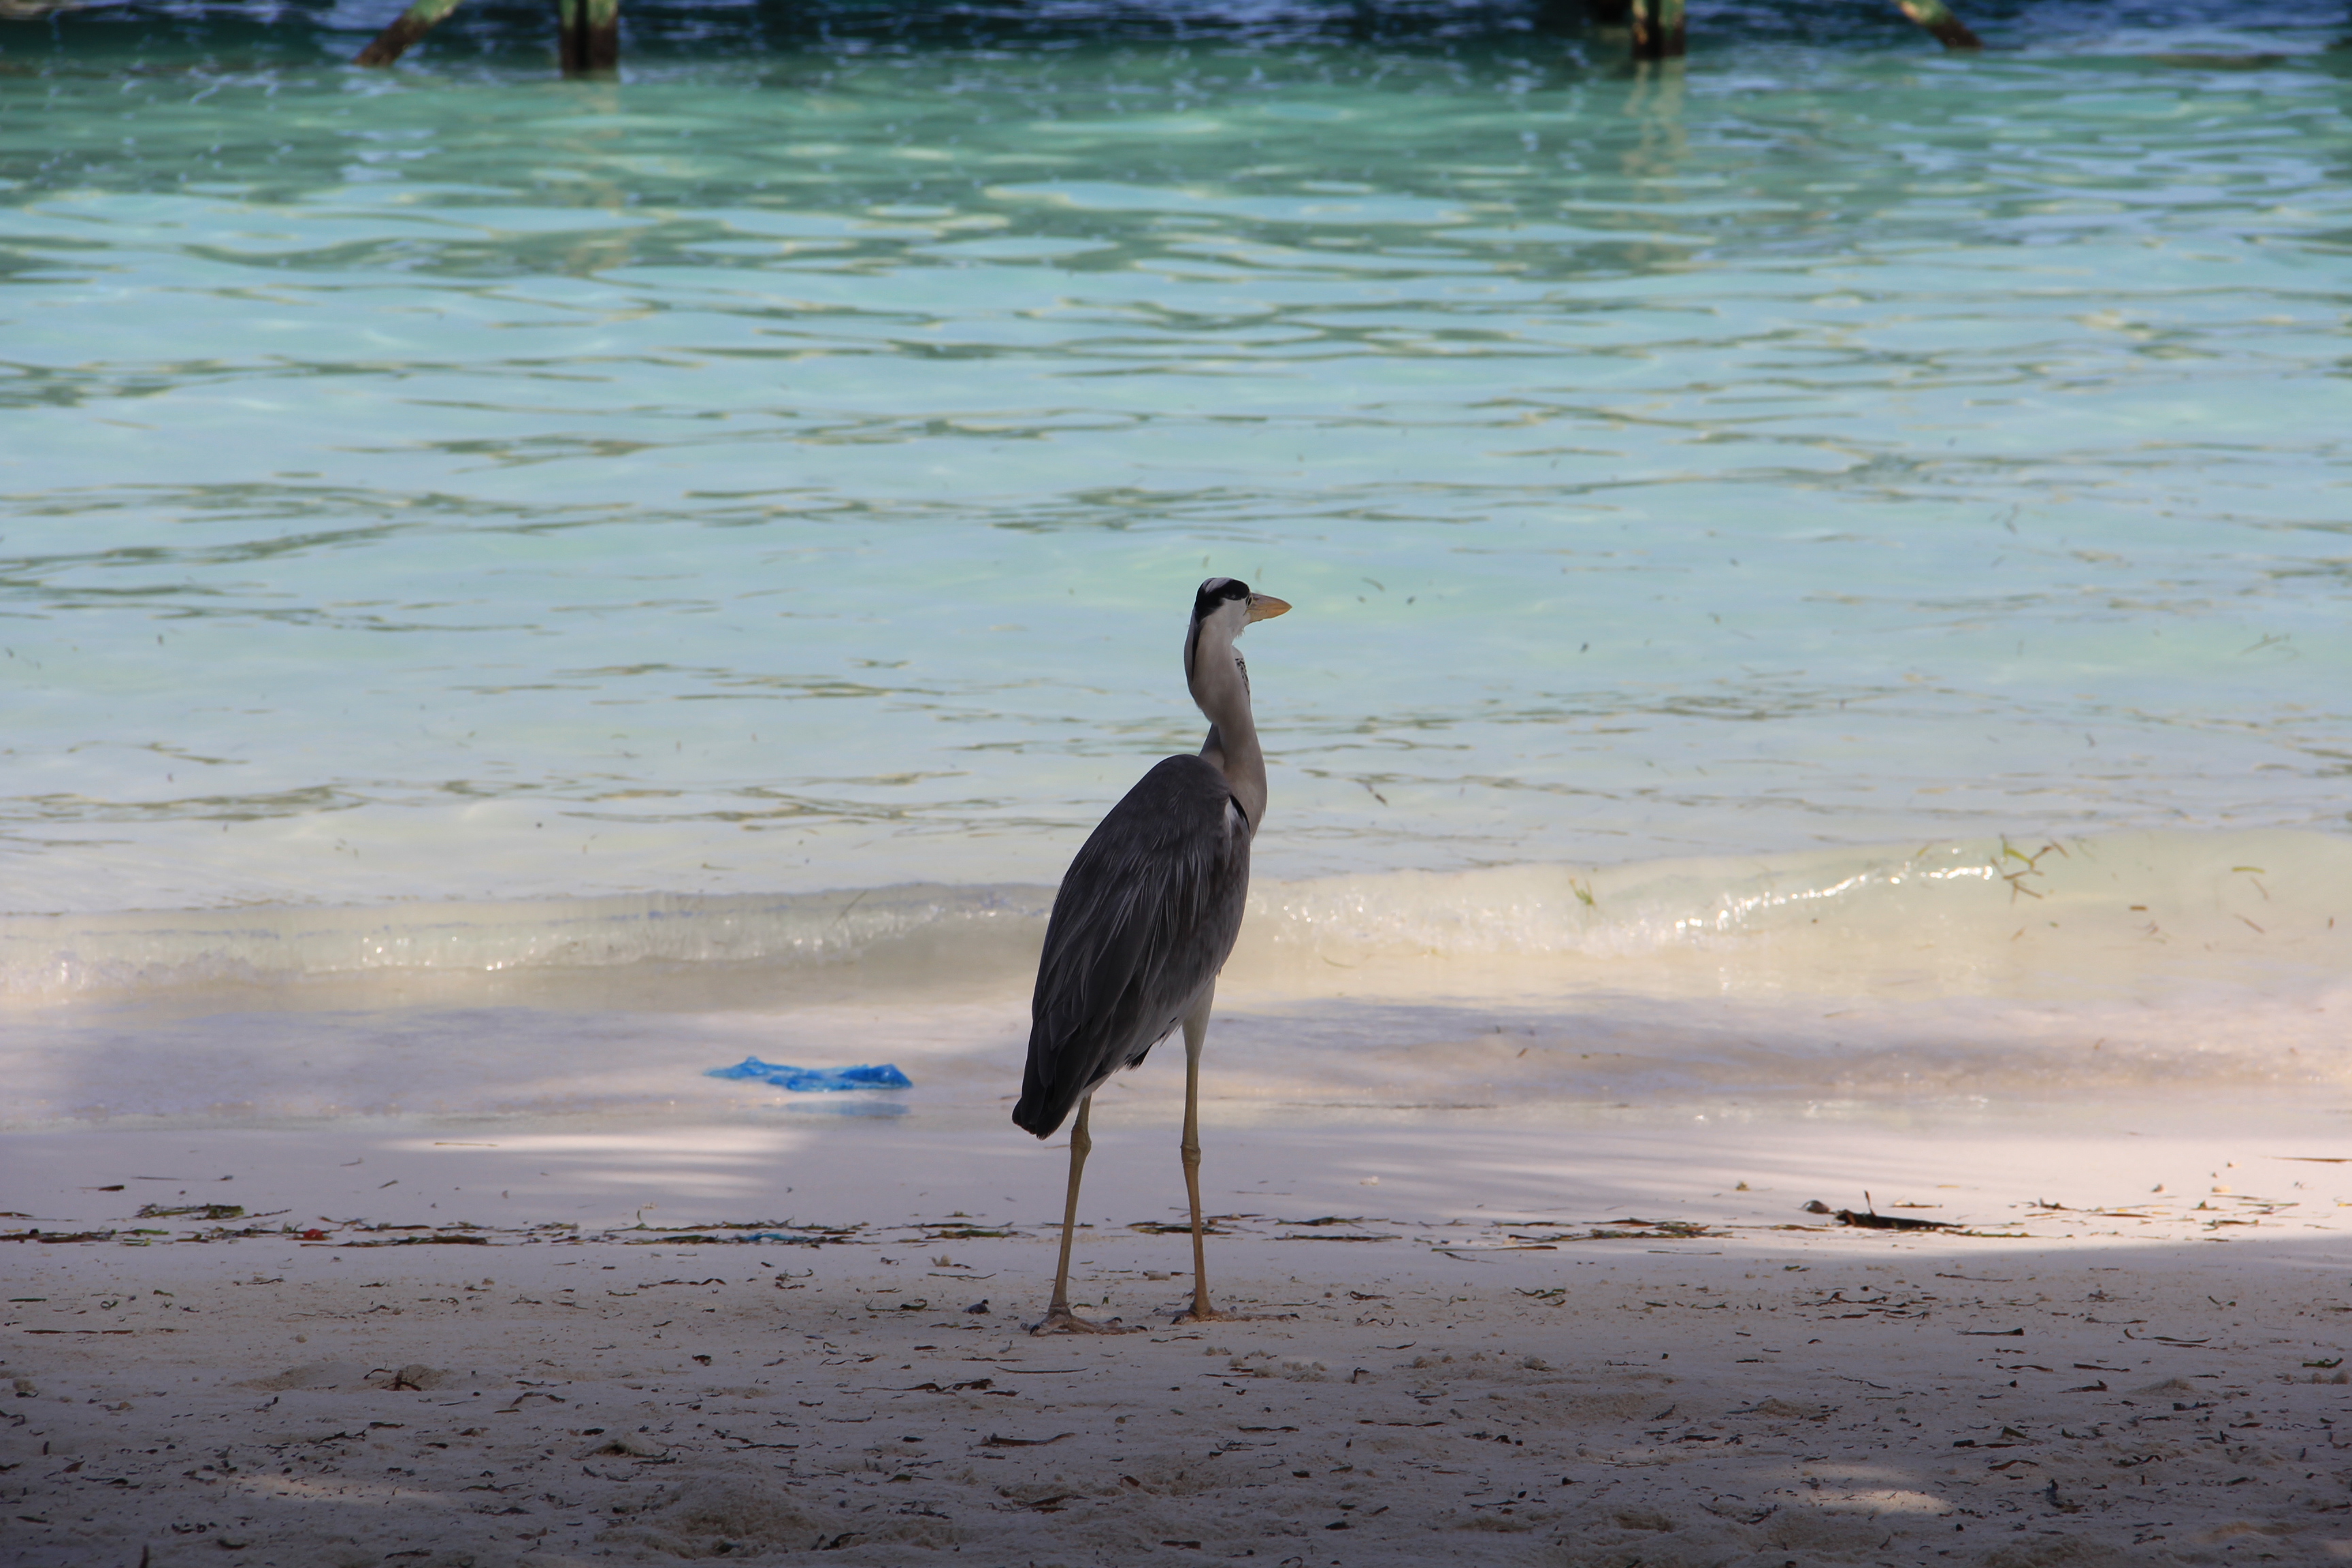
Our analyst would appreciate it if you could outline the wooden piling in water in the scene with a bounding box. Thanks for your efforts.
[353,0,467,65]
[1629,0,1684,59]
[559,0,620,74]
[355,0,1968,76]
[1891,0,1982,48]
[1592,0,1978,59]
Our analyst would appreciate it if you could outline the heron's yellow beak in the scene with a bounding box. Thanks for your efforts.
[1245,593,1291,623]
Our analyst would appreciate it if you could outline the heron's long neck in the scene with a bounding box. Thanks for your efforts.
[1190,627,1266,830]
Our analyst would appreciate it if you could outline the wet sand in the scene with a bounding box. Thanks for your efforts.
[5,1109,2350,1566]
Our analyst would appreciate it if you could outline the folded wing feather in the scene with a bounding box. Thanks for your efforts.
[1012,755,1252,1138]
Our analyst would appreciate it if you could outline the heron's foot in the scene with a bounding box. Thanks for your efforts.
[1028,1307,1140,1336]
[1173,1303,1290,1324]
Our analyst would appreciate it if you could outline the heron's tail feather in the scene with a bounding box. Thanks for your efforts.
[1010,1045,1079,1139]
[1009,1094,1062,1139]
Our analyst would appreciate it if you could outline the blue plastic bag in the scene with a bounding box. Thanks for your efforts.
[706,1057,913,1093]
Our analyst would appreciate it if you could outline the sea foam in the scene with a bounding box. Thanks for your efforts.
[6,829,2339,1009]
[3,830,2342,1129]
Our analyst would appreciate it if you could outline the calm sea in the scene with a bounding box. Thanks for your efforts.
[3,0,2347,1128]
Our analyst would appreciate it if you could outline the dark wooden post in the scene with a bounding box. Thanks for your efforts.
[1629,0,1684,58]
[559,0,619,74]
[354,0,466,65]
[1891,0,1982,48]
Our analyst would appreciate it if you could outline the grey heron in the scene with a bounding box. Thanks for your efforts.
[1012,577,1291,1331]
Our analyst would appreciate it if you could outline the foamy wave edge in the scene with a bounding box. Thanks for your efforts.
[5,828,2347,1008]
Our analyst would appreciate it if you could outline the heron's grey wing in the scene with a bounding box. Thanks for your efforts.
[1012,755,1251,1137]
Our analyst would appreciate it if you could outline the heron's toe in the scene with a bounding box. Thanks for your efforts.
[1172,1305,1237,1324]
[1028,1308,1140,1336]
[1174,1305,1292,1324]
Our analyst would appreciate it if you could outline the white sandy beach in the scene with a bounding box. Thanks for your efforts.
[7,1105,2349,1567]
[10,9,2352,1568]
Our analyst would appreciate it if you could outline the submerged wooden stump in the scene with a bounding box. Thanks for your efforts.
[1629,0,1684,59]
[1893,0,1982,48]
[356,0,621,70]
[559,0,621,74]
[353,0,467,65]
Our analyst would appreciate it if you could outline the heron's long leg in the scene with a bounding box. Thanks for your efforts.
[1034,1095,1129,1333]
[1176,985,1221,1322]
[1044,1095,1093,1320]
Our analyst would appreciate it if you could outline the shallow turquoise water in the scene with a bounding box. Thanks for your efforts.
[2,3,2349,1089]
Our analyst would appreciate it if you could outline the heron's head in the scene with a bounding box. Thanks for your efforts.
[1186,576,1290,683]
